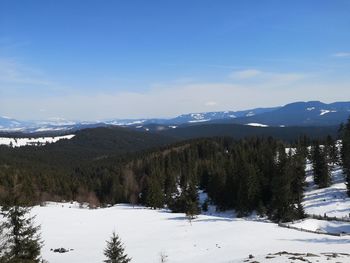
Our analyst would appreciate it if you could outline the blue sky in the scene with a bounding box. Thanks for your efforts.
[0,0,350,120]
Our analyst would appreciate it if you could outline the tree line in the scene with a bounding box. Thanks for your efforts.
[0,120,349,223]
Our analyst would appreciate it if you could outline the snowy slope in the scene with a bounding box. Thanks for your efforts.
[302,165,350,218]
[0,135,75,147]
[16,153,350,263]
[3,144,350,262]
[0,116,26,131]
[32,202,350,263]
[289,218,350,234]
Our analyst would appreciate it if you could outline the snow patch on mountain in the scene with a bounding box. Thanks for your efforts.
[0,135,75,147]
[320,109,337,116]
[246,123,269,127]
[188,119,210,123]
[38,118,78,126]
[106,120,146,126]
[190,113,207,121]
[34,127,74,132]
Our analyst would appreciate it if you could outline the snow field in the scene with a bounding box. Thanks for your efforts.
[303,166,350,218]
[0,135,75,147]
[31,202,350,263]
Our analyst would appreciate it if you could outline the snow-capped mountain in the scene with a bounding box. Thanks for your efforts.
[0,116,27,131]
[103,107,280,126]
[228,101,350,127]
[167,107,279,124]
[0,117,98,133]
[1,101,350,133]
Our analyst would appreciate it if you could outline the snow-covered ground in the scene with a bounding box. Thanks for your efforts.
[0,135,75,147]
[3,147,350,262]
[3,157,340,263]
[25,201,349,263]
[288,218,350,235]
[303,164,350,218]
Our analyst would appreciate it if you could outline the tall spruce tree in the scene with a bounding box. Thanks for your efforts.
[325,135,339,168]
[270,145,296,222]
[290,145,306,219]
[104,232,131,263]
[312,142,331,188]
[143,174,164,209]
[0,206,42,263]
[184,181,200,220]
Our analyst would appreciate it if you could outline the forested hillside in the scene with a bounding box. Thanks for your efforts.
[0,137,323,222]
[157,123,339,141]
[1,120,349,223]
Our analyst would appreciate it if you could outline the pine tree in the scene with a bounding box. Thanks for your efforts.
[325,135,339,168]
[104,232,131,263]
[184,181,200,221]
[235,152,260,216]
[185,200,199,221]
[312,142,331,188]
[270,145,294,222]
[290,144,306,206]
[143,174,164,209]
[0,206,42,263]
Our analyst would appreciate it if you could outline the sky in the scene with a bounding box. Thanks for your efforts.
[0,0,350,121]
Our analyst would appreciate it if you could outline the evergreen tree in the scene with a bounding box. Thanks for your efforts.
[270,145,294,222]
[312,142,331,188]
[184,181,200,220]
[290,144,307,205]
[0,206,42,263]
[104,232,131,263]
[143,173,164,209]
[325,135,339,168]
[235,151,260,216]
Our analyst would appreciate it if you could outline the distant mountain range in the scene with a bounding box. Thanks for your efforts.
[1,101,350,133]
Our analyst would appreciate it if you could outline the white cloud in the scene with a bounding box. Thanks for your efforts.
[229,69,305,86]
[2,77,349,121]
[229,69,262,79]
[205,101,217,106]
[265,72,305,84]
[333,52,350,58]
[0,59,348,121]
[0,58,52,86]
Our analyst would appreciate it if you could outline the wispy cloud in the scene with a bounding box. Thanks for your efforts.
[0,58,52,86]
[2,75,349,121]
[0,59,348,121]
[229,69,262,79]
[229,69,305,86]
[332,52,350,58]
[0,58,70,98]
[205,101,217,106]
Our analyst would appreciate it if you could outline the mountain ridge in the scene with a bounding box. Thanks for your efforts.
[1,100,350,133]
